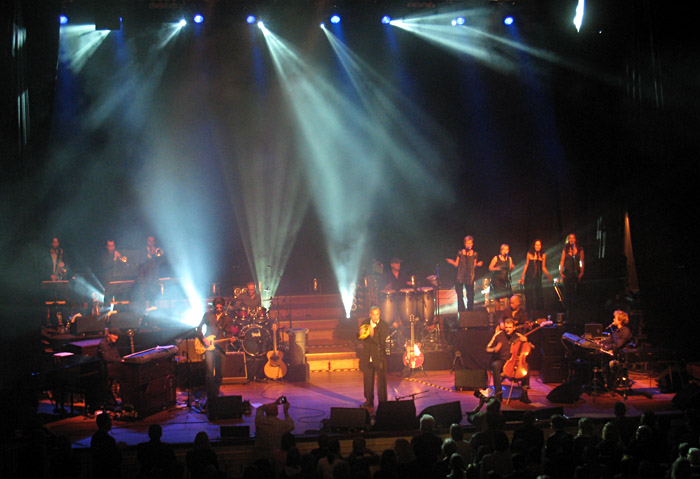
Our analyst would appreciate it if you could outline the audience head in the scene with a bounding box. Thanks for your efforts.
[148,424,162,441]
[450,423,464,441]
[443,439,458,458]
[614,401,627,418]
[550,414,566,431]
[419,414,436,432]
[577,417,593,437]
[193,431,210,449]
[96,412,112,431]
[352,437,367,454]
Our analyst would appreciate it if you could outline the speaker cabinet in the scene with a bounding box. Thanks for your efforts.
[222,352,247,384]
[286,363,310,382]
[418,401,462,428]
[208,395,243,420]
[458,311,490,328]
[454,369,488,391]
[546,382,582,404]
[540,355,567,383]
[538,326,566,356]
[73,315,107,334]
[329,408,370,431]
[109,312,141,330]
[374,400,418,431]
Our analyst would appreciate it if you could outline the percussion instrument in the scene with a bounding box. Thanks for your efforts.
[398,288,417,324]
[240,324,272,357]
[379,289,397,324]
[417,287,435,324]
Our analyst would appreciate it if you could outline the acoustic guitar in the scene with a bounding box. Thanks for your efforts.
[264,322,287,379]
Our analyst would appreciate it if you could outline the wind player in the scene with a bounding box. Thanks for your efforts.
[357,306,389,408]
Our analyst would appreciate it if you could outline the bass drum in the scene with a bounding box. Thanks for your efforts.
[418,287,435,324]
[240,324,271,357]
[379,290,397,325]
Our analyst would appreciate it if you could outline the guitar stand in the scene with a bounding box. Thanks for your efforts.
[451,351,465,372]
[403,365,427,378]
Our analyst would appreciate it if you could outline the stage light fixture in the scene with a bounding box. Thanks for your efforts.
[246,15,257,24]
[178,18,187,27]
[503,15,514,25]
[381,15,391,24]
[454,16,466,26]
[330,15,341,24]
[320,23,326,29]
[59,15,69,25]
[193,14,204,24]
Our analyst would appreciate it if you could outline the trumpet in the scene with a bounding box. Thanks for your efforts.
[154,247,164,257]
[115,251,128,263]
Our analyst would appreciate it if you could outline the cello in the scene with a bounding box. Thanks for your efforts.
[502,319,552,379]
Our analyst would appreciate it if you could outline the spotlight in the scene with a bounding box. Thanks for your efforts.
[59,14,69,25]
[503,15,514,25]
[246,15,257,24]
[257,21,265,29]
[193,14,204,24]
[455,16,466,25]
[178,18,187,27]
[320,23,326,29]
[381,15,391,24]
[330,14,341,24]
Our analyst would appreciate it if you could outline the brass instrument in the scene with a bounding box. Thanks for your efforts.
[154,247,164,257]
[358,323,371,340]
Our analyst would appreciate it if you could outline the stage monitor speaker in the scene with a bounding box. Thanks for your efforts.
[458,311,489,328]
[658,367,690,393]
[109,312,141,330]
[329,408,370,431]
[540,356,567,383]
[222,352,247,384]
[208,395,243,420]
[286,363,310,382]
[673,383,700,410]
[220,425,250,438]
[373,400,418,431]
[418,401,462,428]
[546,382,582,404]
[455,369,488,391]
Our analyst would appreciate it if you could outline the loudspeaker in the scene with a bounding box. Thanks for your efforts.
[458,311,490,328]
[286,363,310,382]
[373,400,418,431]
[540,356,567,383]
[329,408,370,431]
[423,351,452,370]
[454,369,488,391]
[178,339,204,362]
[546,382,582,404]
[73,315,107,334]
[208,395,243,420]
[222,352,247,384]
[109,312,141,330]
[538,326,566,356]
[220,425,250,438]
[673,383,700,410]
[418,401,462,428]
[658,367,690,393]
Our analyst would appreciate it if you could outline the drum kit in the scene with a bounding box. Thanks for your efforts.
[228,306,277,357]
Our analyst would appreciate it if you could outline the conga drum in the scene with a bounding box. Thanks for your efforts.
[418,287,435,324]
[398,288,417,324]
[379,290,397,325]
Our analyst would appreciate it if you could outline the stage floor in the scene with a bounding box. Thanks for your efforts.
[41,367,680,448]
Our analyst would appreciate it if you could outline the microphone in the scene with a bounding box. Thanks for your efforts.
[605,323,614,329]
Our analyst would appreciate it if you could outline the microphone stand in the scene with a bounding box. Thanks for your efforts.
[395,390,429,401]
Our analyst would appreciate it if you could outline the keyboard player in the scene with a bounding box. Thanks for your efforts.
[600,310,633,390]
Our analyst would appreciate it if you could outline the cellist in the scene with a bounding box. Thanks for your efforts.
[485,318,532,403]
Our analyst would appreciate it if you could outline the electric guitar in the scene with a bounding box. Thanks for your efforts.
[264,321,287,379]
[194,335,232,354]
[403,314,424,369]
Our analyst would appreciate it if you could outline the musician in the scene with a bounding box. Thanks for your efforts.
[488,244,514,301]
[358,306,389,408]
[446,235,483,312]
[132,235,162,307]
[233,281,262,311]
[601,310,633,390]
[98,328,124,404]
[559,234,584,316]
[47,237,68,281]
[383,258,410,292]
[499,295,529,330]
[485,318,531,403]
[518,240,553,316]
[197,297,234,405]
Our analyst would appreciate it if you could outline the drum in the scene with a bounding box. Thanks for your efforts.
[398,288,417,324]
[379,290,397,325]
[235,308,250,323]
[240,324,271,357]
[254,306,268,323]
[418,287,435,324]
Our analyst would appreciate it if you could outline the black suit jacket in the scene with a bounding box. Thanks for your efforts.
[357,318,389,369]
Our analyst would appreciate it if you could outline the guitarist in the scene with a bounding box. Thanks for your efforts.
[358,306,389,409]
[485,318,531,403]
[197,297,234,408]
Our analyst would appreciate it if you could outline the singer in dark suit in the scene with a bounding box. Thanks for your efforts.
[601,310,633,390]
[357,306,389,408]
